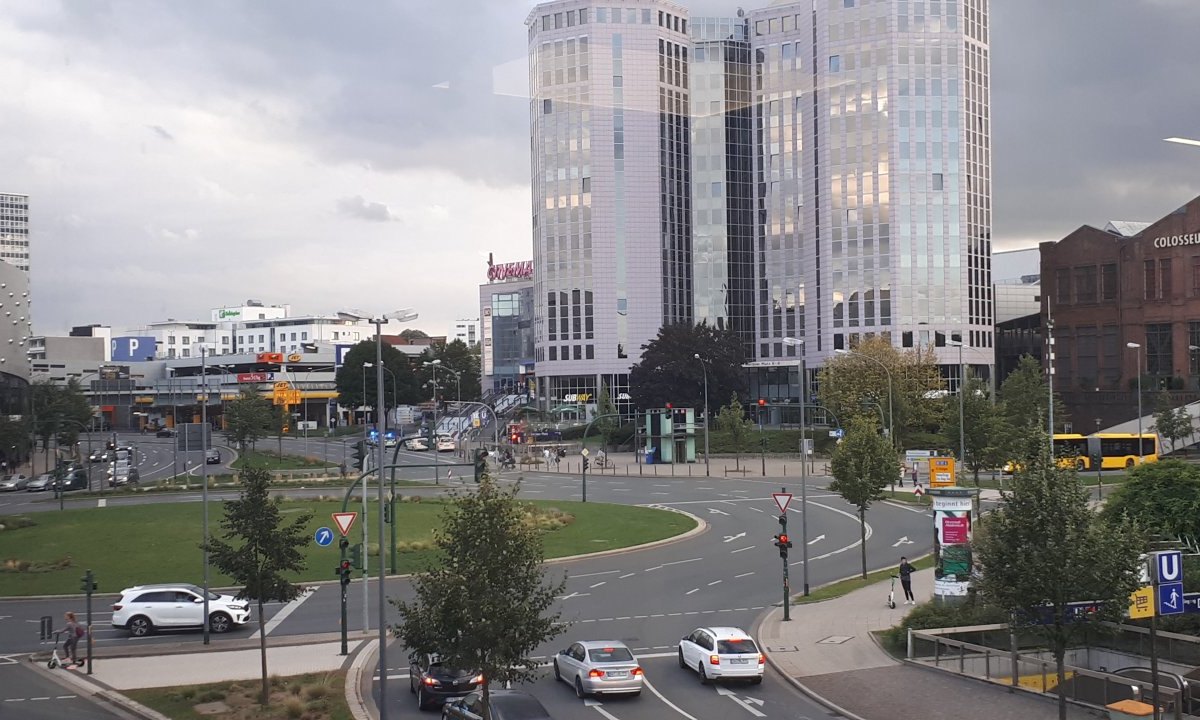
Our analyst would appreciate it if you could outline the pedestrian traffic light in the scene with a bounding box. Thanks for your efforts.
[351,440,365,470]
[349,543,364,571]
[338,560,352,587]
[474,448,488,483]
[774,533,792,559]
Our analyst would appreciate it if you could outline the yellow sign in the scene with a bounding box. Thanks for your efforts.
[274,381,291,392]
[273,390,302,406]
[1129,586,1155,619]
[287,353,302,362]
[929,457,956,487]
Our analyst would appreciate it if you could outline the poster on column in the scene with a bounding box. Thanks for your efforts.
[932,490,973,598]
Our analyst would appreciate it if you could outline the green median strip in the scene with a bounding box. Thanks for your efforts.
[126,672,353,720]
[231,448,334,470]
[792,554,935,604]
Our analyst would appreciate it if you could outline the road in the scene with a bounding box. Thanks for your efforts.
[0,659,124,719]
[0,433,937,719]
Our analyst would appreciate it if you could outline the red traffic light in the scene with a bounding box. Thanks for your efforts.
[758,398,766,406]
[778,534,789,545]
[340,560,351,571]
[666,402,673,409]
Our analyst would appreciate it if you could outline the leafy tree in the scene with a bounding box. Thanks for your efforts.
[335,341,421,416]
[714,393,754,470]
[203,467,312,705]
[973,429,1143,720]
[1103,460,1200,541]
[830,417,900,578]
[939,375,1007,484]
[1152,391,1194,455]
[628,322,745,417]
[998,354,1066,432]
[224,390,274,452]
[399,328,430,341]
[393,473,567,720]
[594,387,619,451]
[815,337,943,449]
[0,417,29,467]
[419,339,482,403]
[31,379,93,452]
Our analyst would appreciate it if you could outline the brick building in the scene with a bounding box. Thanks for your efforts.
[1040,195,1200,430]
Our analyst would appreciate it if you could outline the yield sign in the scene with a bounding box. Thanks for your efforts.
[332,512,358,537]
[772,493,793,514]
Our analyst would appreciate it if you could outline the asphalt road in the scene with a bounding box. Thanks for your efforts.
[0,434,936,719]
[0,659,124,719]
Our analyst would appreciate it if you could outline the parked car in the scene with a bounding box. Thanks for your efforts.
[678,627,764,684]
[441,690,552,720]
[111,583,250,637]
[408,653,482,711]
[156,427,176,438]
[554,640,643,697]
[436,435,457,453]
[205,449,221,465]
[27,473,56,492]
[0,474,30,492]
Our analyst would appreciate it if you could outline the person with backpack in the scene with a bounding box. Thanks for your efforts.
[58,611,85,665]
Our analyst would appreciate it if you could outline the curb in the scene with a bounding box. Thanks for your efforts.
[345,639,377,720]
[25,655,170,720]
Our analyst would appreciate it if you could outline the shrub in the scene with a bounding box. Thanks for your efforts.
[284,697,305,718]
[881,599,1008,649]
[0,516,37,532]
[196,689,226,703]
[303,682,330,700]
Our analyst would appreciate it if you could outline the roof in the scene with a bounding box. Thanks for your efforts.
[577,640,632,649]
[699,626,753,638]
[1103,220,1151,237]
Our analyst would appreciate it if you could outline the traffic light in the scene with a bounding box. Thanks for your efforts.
[583,456,590,472]
[349,543,364,571]
[80,570,97,594]
[383,503,391,524]
[758,398,766,407]
[351,440,366,470]
[338,560,352,587]
[339,537,349,552]
[778,513,787,529]
[774,533,792,558]
[474,448,488,483]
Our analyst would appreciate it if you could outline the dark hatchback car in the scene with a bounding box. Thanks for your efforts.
[156,427,176,438]
[441,690,552,720]
[409,653,482,711]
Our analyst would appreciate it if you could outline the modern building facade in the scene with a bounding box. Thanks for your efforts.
[526,0,993,412]
[448,319,481,347]
[0,193,29,274]
[479,261,536,397]
[1040,195,1200,429]
[0,261,32,419]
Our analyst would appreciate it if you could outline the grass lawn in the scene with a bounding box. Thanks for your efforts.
[232,448,334,470]
[126,672,351,720]
[882,489,932,506]
[793,554,935,604]
[0,498,695,596]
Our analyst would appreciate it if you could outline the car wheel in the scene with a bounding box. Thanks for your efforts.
[209,612,232,634]
[678,648,686,669]
[750,675,763,685]
[698,662,709,685]
[1076,458,1086,471]
[417,686,428,710]
[575,676,587,699]
[553,660,561,682]
[128,616,153,637]
[1125,458,1135,469]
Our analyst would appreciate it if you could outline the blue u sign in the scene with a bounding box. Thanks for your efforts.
[1156,550,1183,584]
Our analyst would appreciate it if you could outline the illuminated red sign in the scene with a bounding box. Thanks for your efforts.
[237,373,270,383]
[487,260,533,282]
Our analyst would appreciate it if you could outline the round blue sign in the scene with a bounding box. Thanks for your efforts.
[314,527,334,547]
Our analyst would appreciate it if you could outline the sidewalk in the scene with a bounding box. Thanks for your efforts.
[515,450,832,478]
[758,568,1099,720]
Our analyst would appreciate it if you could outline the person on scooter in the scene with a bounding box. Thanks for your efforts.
[57,611,85,665]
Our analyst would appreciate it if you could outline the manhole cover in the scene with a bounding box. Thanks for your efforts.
[816,635,853,644]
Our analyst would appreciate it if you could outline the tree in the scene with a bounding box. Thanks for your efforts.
[203,467,312,705]
[393,473,567,720]
[422,339,482,403]
[829,417,900,579]
[714,393,754,470]
[1104,459,1200,541]
[998,354,1066,432]
[939,376,1008,484]
[1152,391,1194,455]
[628,322,745,416]
[334,340,421,415]
[0,417,30,467]
[815,337,943,449]
[594,387,619,451]
[31,379,93,452]
[400,328,430,341]
[973,430,1143,720]
[224,390,274,452]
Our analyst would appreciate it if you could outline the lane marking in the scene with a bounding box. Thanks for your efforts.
[250,587,317,639]
[585,698,623,720]
[685,588,699,595]
[730,545,755,554]
[715,686,767,717]
[590,582,607,589]
[618,573,635,579]
[643,676,701,720]
[644,557,702,572]
[571,570,623,579]
[707,580,722,586]
[735,572,755,579]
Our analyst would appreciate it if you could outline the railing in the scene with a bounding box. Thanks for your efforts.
[908,627,1187,719]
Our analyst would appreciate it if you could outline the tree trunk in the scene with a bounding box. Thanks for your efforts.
[859,509,868,579]
[259,598,269,705]
[482,677,491,720]
[1054,646,1067,720]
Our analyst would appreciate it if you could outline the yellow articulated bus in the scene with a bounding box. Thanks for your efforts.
[1004,433,1159,473]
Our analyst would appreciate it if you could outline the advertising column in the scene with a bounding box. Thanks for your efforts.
[930,488,973,599]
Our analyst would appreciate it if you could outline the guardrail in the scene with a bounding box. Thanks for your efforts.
[908,627,1187,718]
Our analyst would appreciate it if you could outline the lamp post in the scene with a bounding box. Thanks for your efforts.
[437,365,463,403]
[834,348,894,444]
[947,340,966,473]
[782,337,809,596]
[424,359,443,484]
[693,353,710,477]
[200,345,211,645]
[1128,342,1144,464]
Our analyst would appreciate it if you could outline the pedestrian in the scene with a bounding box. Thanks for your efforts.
[898,556,916,605]
[911,465,919,487]
[58,611,85,665]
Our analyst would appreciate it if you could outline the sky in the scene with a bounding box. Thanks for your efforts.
[2,0,1198,337]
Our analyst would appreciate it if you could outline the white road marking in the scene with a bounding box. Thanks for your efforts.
[558,592,591,600]
[590,582,607,589]
[643,676,701,720]
[707,508,729,515]
[644,557,702,572]
[685,588,699,595]
[723,532,747,542]
[250,587,317,639]
[735,572,755,578]
[808,534,826,545]
[892,536,914,547]
[571,570,623,579]
[715,686,767,717]
[618,573,635,579]
[730,545,755,554]
[585,698,623,720]
[707,580,722,586]
[749,507,764,513]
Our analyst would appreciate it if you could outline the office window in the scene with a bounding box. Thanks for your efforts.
[167,335,176,345]
[1054,268,1070,305]
[182,337,190,345]
[1074,266,1097,304]
[829,55,841,72]
[1144,260,1158,300]
[1160,258,1173,300]
[1101,263,1118,300]
[1190,322,1200,375]
[301,332,308,340]
[1146,322,1173,376]
[932,173,944,191]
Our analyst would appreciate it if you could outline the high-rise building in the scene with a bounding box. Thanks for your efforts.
[526,0,993,411]
[0,193,29,274]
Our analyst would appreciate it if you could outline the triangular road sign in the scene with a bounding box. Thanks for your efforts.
[772,493,793,514]
[333,512,358,537]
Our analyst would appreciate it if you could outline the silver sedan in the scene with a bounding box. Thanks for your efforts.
[553,640,644,698]
[0,474,29,491]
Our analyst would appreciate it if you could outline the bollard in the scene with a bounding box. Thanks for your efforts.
[39,616,52,641]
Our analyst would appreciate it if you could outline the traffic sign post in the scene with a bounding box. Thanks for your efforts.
[314,527,334,547]
[773,487,793,622]
[1158,582,1184,616]
[332,512,358,537]
[772,492,793,514]
[1148,550,1184,720]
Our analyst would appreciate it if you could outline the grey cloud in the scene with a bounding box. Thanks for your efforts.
[146,125,174,141]
[337,195,397,223]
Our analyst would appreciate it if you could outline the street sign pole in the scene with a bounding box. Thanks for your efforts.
[773,490,793,621]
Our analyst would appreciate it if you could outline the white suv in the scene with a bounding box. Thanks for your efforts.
[111,583,250,637]
[678,627,764,684]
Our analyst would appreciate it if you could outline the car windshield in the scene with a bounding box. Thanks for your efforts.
[588,647,634,663]
[428,661,474,678]
[717,638,759,654]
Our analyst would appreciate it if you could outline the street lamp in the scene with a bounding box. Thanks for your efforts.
[424,359,444,484]
[1127,342,1144,464]
[781,337,809,597]
[693,354,710,477]
[947,339,966,474]
[833,348,894,443]
[361,362,373,428]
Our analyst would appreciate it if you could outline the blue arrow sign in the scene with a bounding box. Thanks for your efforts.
[1158,582,1185,616]
[314,527,334,547]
